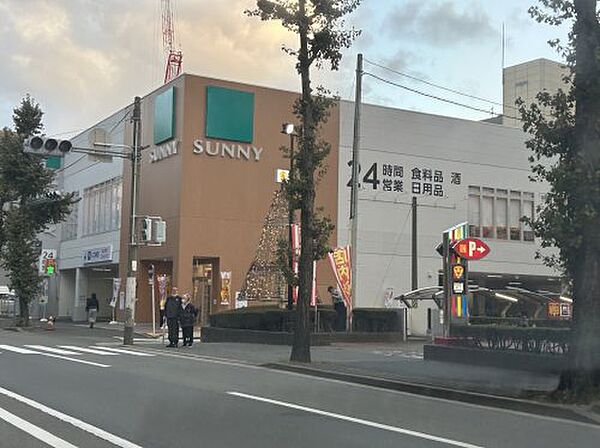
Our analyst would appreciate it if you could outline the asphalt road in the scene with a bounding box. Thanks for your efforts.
[0,326,598,448]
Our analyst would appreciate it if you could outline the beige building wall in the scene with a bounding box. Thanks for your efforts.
[502,58,569,127]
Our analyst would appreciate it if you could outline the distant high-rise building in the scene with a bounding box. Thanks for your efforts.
[503,58,570,127]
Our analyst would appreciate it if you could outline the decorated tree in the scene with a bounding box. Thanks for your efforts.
[247,0,360,362]
[521,0,600,399]
[0,96,75,326]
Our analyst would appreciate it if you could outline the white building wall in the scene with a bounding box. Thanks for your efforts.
[338,101,556,335]
[57,107,130,319]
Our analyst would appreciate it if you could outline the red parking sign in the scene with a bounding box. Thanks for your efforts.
[452,238,491,260]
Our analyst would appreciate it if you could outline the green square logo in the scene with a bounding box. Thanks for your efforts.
[206,86,254,143]
[154,87,176,145]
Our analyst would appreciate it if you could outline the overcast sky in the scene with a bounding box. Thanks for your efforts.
[0,0,570,136]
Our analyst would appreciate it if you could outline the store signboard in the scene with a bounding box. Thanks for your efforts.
[83,246,112,264]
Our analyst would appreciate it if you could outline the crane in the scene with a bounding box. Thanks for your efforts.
[161,0,183,84]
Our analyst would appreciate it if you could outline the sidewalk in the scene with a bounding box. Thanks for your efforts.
[89,321,202,338]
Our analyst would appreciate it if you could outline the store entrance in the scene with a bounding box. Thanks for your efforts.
[192,258,219,327]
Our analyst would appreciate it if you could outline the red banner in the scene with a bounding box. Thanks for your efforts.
[328,246,352,312]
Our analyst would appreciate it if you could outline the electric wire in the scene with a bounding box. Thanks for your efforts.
[363,72,525,122]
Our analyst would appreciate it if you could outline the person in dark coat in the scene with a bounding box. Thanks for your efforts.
[85,293,99,329]
[328,286,346,331]
[164,288,181,347]
[179,293,198,347]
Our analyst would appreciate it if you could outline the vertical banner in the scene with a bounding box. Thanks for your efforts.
[157,275,168,304]
[112,278,121,309]
[328,246,353,313]
[220,272,232,305]
[446,223,469,322]
[291,223,317,306]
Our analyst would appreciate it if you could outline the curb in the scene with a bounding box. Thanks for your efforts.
[263,362,599,426]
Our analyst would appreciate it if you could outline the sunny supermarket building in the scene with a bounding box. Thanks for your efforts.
[56,73,559,335]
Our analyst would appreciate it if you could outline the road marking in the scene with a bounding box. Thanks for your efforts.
[90,346,155,357]
[228,391,484,448]
[0,345,40,354]
[25,345,81,356]
[38,353,111,368]
[58,346,119,356]
[0,386,143,448]
[0,405,78,448]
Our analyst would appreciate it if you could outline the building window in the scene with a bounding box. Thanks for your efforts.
[61,192,79,241]
[468,186,536,242]
[82,177,123,236]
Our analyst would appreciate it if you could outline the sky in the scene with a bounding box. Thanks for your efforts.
[0,0,571,136]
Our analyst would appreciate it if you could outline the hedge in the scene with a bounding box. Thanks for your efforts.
[352,308,404,333]
[469,316,570,328]
[450,324,570,355]
[209,306,337,332]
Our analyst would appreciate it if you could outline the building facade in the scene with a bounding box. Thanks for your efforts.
[54,72,558,335]
[502,58,569,127]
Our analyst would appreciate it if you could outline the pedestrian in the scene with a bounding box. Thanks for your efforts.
[159,294,167,329]
[328,286,346,331]
[179,293,198,347]
[164,288,181,347]
[85,293,99,329]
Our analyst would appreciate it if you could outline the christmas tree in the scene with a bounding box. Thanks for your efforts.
[240,189,289,304]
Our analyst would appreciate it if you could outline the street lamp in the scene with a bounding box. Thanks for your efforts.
[281,123,296,310]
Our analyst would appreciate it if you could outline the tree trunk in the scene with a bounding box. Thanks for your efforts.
[291,0,314,363]
[559,0,600,398]
[18,297,29,327]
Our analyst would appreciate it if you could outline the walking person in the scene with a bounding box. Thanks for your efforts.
[179,293,198,347]
[328,286,346,332]
[85,293,99,329]
[164,288,181,347]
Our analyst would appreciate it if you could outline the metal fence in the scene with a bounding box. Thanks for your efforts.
[0,296,16,318]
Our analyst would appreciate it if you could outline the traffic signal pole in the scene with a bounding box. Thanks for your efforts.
[124,96,142,346]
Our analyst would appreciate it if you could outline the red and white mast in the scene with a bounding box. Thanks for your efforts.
[161,0,183,84]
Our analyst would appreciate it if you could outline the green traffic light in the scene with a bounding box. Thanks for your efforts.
[46,265,55,275]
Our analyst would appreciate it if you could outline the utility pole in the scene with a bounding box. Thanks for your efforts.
[124,96,142,346]
[287,133,295,310]
[350,53,363,314]
[411,196,418,291]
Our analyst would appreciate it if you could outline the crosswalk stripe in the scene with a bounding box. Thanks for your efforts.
[25,345,81,356]
[0,345,40,354]
[0,405,78,448]
[58,346,119,356]
[91,346,155,357]
[39,353,111,368]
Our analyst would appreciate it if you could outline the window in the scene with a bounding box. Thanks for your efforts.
[82,177,123,236]
[467,186,536,242]
[468,187,480,237]
[496,190,508,240]
[61,193,79,241]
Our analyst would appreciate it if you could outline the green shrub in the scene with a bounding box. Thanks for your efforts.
[209,306,336,332]
[352,308,404,332]
[450,324,570,354]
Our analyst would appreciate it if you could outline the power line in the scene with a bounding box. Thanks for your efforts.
[363,72,524,122]
[54,154,87,173]
[364,58,508,111]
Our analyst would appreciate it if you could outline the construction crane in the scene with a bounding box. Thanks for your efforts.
[161,0,183,84]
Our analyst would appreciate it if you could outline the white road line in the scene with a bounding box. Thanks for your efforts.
[90,346,155,357]
[228,391,484,448]
[0,386,143,448]
[38,353,111,368]
[0,405,78,448]
[0,345,40,354]
[25,346,81,356]
[58,346,119,356]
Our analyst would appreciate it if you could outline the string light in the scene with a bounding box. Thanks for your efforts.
[240,189,289,303]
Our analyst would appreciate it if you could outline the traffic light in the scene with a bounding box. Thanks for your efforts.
[25,136,72,156]
[43,258,56,276]
[154,219,167,244]
[141,218,153,242]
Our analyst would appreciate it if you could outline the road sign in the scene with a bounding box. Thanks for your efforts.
[452,265,465,281]
[452,238,490,260]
